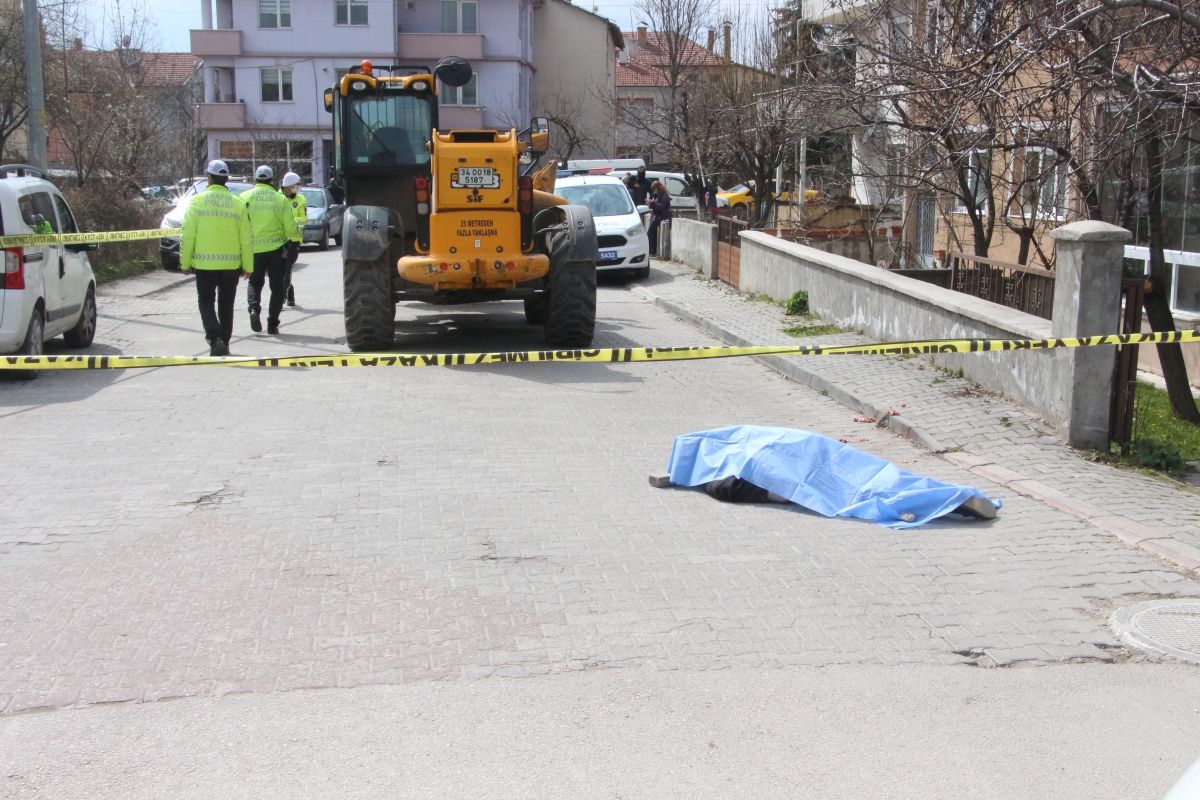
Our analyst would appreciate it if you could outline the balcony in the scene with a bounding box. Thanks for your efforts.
[190,29,242,57]
[438,106,485,130]
[397,33,483,62]
[197,103,246,130]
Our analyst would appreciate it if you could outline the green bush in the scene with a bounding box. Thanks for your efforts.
[60,185,165,277]
[785,291,809,316]
[1126,439,1190,477]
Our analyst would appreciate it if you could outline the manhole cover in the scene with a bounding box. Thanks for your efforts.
[1111,600,1200,664]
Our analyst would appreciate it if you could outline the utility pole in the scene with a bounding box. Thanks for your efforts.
[22,0,47,170]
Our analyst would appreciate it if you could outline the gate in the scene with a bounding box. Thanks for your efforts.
[716,216,748,287]
[1109,278,1145,452]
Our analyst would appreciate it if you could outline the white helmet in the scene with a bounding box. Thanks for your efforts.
[281,171,302,188]
[255,164,274,181]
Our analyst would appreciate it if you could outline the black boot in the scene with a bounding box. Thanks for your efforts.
[286,285,296,307]
[209,338,228,356]
[267,320,280,335]
[250,310,262,333]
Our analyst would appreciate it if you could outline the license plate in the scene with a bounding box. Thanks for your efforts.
[451,167,498,189]
[600,250,618,261]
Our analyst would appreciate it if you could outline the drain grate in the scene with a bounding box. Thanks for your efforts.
[1111,600,1200,664]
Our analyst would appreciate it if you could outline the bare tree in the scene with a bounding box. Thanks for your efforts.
[702,15,818,224]
[0,5,28,160]
[807,0,1200,419]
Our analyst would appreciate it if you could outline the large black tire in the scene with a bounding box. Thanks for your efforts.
[64,286,97,348]
[732,204,748,221]
[343,255,395,351]
[334,231,343,247]
[11,307,44,381]
[631,266,650,281]
[543,231,596,347]
[318,226,330,251]
[523,295,547,324]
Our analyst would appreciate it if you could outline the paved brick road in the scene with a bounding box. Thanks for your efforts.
[639,260,1200,568]
[0,254,1196,716]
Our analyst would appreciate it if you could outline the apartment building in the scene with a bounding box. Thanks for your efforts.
[192,0,619,182]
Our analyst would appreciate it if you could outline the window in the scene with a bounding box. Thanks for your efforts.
[964,0,998,45]
[617,98,653,125]
[346,95,432,167]
[260,0,291,28]
[18,192,59,232]
[953,149,989,213]
[261,68,293,102]
[441,0,477,33]
[1017,146,1068,219]
[442,74,477,106]
[665,177,689,198]
[925,2,945,55]
[219,139,315,182]
[52,195,78,233]
[336,0,368,25]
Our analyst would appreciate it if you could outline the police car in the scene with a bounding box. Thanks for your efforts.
[0,164,98,377]
[553,175,651,280]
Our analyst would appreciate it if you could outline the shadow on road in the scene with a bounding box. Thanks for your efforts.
[0,342,126,410]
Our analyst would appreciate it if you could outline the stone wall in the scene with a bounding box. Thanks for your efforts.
[736,232,1072,434]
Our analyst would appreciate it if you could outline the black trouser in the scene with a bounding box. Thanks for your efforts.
[648,218,662,255]
[195,269,241,344]
[247,247,289,324]
[284,243,298,302]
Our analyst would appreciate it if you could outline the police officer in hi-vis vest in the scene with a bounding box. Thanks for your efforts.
[179,159,253,356]
[280,171,305,307]
[243,165,300,335]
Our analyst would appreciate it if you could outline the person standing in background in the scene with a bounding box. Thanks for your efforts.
[647,180,671,256]
[279,171,305,307]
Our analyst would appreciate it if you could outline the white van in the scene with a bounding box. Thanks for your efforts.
[612,170,717,212]
[0,164,98,376]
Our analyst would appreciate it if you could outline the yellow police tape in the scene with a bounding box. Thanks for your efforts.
[0,228,169,249]
[1,330,1197,372]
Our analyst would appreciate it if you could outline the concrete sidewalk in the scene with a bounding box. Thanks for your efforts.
[635,259,1200,575]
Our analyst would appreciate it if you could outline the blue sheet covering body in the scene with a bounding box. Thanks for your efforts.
[666,425,996,529]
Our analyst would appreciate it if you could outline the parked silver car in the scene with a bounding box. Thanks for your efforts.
[298,186,344,250]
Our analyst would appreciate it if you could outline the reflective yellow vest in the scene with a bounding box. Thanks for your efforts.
[282,189,306,243]
[244,183,300,254]
[180,185,253,272]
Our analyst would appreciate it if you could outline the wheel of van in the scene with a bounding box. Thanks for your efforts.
[343,255,395,351]
[632,266,650,281]
[64,286,97,348]
[523,295,547,324]
[318,226,330,251]
[11,307,45,381]
[334,231,343,247]
[543,230,596,348]
[732,204,748,220]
